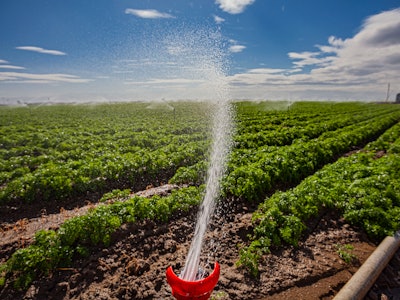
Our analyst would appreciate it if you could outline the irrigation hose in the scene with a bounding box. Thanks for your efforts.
[333,231,400,300]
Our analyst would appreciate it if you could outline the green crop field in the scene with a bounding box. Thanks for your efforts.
[0,102,212,204]
[1,101,400,288]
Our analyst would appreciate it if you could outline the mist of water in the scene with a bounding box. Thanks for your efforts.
[123,24,235,281]
[178,34,234,281]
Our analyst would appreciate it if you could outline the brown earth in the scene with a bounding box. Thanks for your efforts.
[0,185,398,299]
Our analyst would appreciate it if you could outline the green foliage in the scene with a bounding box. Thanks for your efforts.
[3,230,72,289]
[336,244,357,264]
[2,101,400,285]
[170,161,208,185]
[240,119,400,275]
[236,242,263,278]
[223,104,400,202]
[0,103,210,204]
[1,186,202,289]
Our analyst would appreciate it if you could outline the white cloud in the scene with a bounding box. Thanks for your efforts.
[215,0,255,14]
[0,72,92,83]
[247,68,287,74]
[125,8,174,19]
[213,15,225,24]
[328,36,345,47]
[16,46,66,56]
[312,8,400,79]
[228,39,246,53]
[229,44,246,53]
[0,65,26,70]
[288,51,319,64]
[288,51,335,68]
[0,59,9,64]
[228,8,400,101]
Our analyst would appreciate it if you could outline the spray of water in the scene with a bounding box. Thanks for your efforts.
[123,24,234,280]
[181,94,233,281]
[174,29,234,282]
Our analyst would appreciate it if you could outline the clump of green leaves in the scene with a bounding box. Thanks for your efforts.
[236,242,263,278]
[170,161,208,185]
[336,244,357,264]
[1,230,72,289]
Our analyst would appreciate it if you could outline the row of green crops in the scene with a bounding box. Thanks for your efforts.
[238,121,400,276]
[234,102,393,149]
[2,101,399,205]
[0,102,212,204]
[0,186,202,289]
[172,103,400,202]
[224,111,399,201]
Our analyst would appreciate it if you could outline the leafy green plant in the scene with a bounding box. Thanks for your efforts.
[236,242,263,278]
[1,230,72,289]
[336,244,357,264]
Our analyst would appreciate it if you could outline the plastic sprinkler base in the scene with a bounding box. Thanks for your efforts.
[166,262,220,300]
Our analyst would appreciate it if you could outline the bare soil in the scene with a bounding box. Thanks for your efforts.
[0,185,398,299]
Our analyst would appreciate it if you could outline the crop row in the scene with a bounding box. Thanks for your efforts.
[230,111,398,167]
[2,102,398,206]
[235,101,391,134]
[171,103,396,186]
[0,186,202,289]
[0,102,212,204]
[0,140,206,203]
[173,109,400,202]
[238,121,400,276]
[235,103,393,148]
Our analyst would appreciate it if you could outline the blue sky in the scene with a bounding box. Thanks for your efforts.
[1,0,400,103]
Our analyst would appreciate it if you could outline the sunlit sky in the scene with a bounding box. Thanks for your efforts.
[1,0,400,103]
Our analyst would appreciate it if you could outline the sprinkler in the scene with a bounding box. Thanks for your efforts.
[166,262,220,300]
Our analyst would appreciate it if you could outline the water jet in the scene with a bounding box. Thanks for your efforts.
[162,25,232,299]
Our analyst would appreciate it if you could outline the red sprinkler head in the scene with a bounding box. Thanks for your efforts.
[166,262,220,300]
